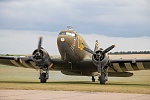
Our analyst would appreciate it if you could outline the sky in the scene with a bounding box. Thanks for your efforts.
[0,29,149,54]
[0,0,150,54]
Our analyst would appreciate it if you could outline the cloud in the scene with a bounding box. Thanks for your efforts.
[0,29,59,54]
[0,0,150,37]
[0,30,149,55]
[82,34,150,52]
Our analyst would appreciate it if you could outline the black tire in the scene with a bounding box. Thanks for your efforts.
[99,73,106,84]
[40,73,47,83]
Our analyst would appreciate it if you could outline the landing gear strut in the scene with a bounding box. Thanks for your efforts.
[99,72,106,84]
[39,68,49,83]
[92,76,95,82]
[98,68,108,84]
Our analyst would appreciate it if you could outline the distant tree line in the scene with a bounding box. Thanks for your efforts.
[109,51,150,54]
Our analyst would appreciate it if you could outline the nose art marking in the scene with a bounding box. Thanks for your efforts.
[61,38,65,42]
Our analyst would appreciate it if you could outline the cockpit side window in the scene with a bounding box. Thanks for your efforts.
[59,32,66,35]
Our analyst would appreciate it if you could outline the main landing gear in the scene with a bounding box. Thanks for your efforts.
[92,68,108,84]
[39,68,49,83]
[98,72,107,84]
[98,68,108,84]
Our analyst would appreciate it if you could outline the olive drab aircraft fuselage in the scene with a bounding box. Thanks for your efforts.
[0,27,150,84]
[57,30,91,62]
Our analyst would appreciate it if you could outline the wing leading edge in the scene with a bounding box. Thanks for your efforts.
[1,55,150,72]
[0,56,38,69]
[0,55,70,70]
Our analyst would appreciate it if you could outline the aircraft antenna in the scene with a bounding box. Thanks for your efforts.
[67,26,73,30]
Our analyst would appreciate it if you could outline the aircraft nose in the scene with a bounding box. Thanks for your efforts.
[57,35,74,47]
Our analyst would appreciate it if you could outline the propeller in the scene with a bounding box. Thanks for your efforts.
[38,37,42,53]
[33,37,43,60]
[97,58,101,73]
[83,40,115,73]
[101,44,116,55]
[94,40,99,52]
[12,36,52,70]
[32,37,52,67]
[19,37,43,62]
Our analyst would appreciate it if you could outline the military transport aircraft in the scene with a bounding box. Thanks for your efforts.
[0,27,150,84]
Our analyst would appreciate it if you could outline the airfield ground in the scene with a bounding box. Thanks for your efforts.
[1,90,150,100]
[0,54,150,95]
[0,65,150,94]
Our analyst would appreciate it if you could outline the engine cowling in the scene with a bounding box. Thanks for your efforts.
[92,50,109,67]
[32,48,52,68]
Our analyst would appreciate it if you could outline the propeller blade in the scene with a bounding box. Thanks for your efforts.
[83,47,96,55]
[102,44,115,54]
[94,40,99,52]
[97,59,101,73]
[38,37,42,52]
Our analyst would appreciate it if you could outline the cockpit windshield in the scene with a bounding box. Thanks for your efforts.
[59,32,76,37]
[66,32,75,36]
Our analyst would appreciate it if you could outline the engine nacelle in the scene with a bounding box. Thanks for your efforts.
[32,48,52,67]
[92,50,109,67]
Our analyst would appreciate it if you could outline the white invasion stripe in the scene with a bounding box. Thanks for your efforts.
[70,46,73,51]
[10,60,21,67]
[21,61,31,68]
[70,47,73,50]
[136,62,145,70]
[72,45,74,48]
[113,63,123,72]
[30,61,39,69]
[124,63,134,71]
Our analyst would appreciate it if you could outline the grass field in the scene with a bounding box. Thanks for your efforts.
[0,65,150,94]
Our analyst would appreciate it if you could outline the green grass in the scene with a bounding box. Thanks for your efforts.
[0,65,150,94]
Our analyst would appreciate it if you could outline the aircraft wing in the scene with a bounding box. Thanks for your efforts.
[78,58,150,77]
[79,58,150,72]
[0,55,67,70]
[0,55,38,69]
[0,55,150,76]
[110,58,150,72]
